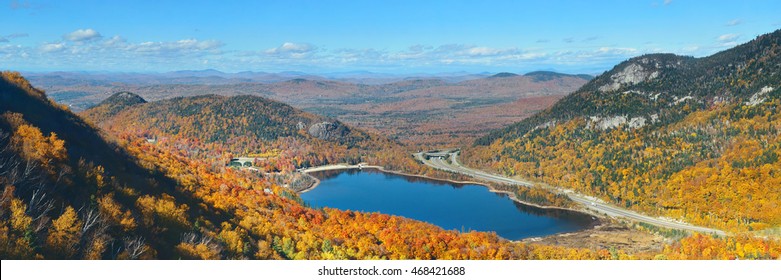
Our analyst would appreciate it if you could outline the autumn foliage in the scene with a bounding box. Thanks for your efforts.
[3,71,781,260]
[466,31,781,232]
[465,94,781,232]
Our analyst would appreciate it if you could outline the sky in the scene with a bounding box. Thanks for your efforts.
[1,0,780,75]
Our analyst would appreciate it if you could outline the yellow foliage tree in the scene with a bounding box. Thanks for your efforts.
[46,206,83,258]
[136,194,190,229]
[11,124,67,170]
[97,194,136,232]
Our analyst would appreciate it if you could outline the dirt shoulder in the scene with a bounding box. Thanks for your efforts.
[523,221,665,254]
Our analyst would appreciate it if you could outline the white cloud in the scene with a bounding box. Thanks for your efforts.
[718,33,739,42]
[5,31,230,71]
[15,34,654,73]
[596,47,638,54]
[125,39,224,56]
[266,42,314,53]
[8,27,681,73]
[321,43,645,70]
[0,44,28,61]
[663,0,672,5]
[329,48,384,63]
[24,36,226,73]
[0,33,28,43]
[265,42,316,58]
[464,46,511,57]
[726,19,742,26]
[717,33,740,47]
[64,29,102,42]
[103,35,127,47]
[388,44,525,63]
[0,45,14,54]
[40,42,66,53]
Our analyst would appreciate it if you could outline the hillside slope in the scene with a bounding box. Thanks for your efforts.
[467,30,781,232]
[87,94,369,146]
[79,93,428,178]
[81,91,147,123]
[4,71,780,260]
[2,72,607,260]
[1,71,240,259]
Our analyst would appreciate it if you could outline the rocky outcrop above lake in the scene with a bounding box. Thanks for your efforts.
[308,121,351,141]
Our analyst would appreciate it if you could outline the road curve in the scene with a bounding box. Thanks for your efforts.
[415,151,726,236]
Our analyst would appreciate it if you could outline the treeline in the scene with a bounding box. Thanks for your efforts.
[466,30,781,232]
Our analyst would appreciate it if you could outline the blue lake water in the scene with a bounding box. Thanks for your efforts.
[301,169,595,240]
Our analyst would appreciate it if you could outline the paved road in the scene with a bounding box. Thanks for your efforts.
[416,151,726,236]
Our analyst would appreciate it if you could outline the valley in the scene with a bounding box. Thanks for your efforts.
[29,71,588,146]
[4,29,781,260]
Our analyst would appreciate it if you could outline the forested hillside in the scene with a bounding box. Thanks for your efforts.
[0,71,607,260]
[80,93,425,177]
[88,94,370,146]
[79,91,147,124]
[3,71,780,259]
[466,30,781,232]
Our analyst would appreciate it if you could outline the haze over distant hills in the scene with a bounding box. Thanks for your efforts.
[23,69,525,88]
[27,70,591,146]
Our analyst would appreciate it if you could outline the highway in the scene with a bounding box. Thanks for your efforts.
[415,151,727,236]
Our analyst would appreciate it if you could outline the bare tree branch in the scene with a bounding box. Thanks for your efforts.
[27,189,55,233]
[80,208,103,234]
[123,236,147,260]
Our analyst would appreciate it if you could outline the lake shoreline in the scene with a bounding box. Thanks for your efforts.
[299,163,601,221]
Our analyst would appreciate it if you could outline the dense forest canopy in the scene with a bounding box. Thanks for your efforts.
[467,29,781,232]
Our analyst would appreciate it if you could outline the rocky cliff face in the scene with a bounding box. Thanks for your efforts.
[477,29,781,145]
[308,121,351,141]
[598,56,686,92]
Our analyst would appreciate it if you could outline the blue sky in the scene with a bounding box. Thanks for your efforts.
[1,0,779,74]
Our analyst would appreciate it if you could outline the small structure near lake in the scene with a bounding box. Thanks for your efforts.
[228,157,266,167]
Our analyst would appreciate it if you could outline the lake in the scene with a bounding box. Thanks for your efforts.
[301,169,596,240]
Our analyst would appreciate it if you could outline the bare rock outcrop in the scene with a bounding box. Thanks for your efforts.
[598,55,686,92]
[308,121,351,141]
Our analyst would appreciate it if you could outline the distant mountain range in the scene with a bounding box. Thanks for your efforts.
[23,69,591,87]
[27,70,591,145]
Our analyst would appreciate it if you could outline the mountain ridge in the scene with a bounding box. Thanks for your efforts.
[478,29,781,145]
[467,29,781,232]
[82,93,372,148]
